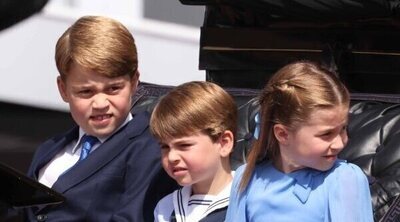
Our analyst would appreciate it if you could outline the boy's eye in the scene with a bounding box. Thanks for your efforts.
[178,143,193,149]
[77,89,93,96]
[107,85,122,94]
[160,144,169,150]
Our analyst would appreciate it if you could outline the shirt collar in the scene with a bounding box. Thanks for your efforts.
[72,113,133,154]
[291,168,322,204]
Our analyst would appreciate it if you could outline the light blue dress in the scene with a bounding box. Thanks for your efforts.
[226,160,373,222]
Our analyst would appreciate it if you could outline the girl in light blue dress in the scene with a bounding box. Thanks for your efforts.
[226,61,373,222]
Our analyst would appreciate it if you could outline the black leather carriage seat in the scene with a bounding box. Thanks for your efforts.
[131,82,400,221]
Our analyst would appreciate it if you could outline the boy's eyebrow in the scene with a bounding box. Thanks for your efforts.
[160,138,194,146]
[105,80,125,85]
[172,137,194,142]
[71,84,92,89]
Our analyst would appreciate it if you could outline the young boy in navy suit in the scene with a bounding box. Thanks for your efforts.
[25,15,176,221]
[150,81,237,222]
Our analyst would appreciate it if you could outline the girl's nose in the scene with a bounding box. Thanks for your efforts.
[331,133,348,150]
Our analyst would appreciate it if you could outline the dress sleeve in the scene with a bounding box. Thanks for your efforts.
[225,165,248,222]
[328,162,374,222]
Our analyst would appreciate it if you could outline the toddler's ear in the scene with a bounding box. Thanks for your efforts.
[273,124,290,146]
[218,130,234,157]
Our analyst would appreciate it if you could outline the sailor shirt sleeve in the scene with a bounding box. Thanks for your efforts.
[154,193,174,222]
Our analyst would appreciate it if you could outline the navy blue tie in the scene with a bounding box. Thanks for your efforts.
[60,135,98,177]
[79,135,98,162]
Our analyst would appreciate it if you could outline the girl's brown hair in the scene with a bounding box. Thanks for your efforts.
[240,61,350,190]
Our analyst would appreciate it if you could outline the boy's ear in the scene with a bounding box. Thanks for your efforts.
[218,130,234,157]
[131,70,140,89]
[57,76,69,103]
[273,124,290,146]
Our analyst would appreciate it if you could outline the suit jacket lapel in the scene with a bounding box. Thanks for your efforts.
[52,112,149,194]
[31,127,78,214]
[31,127,79,180]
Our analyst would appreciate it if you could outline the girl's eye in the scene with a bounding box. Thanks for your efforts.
[318,130,336,139]
[320,132,332,137]
[317,128,331,136]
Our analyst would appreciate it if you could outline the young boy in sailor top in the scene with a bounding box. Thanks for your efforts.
[150,81,238,222]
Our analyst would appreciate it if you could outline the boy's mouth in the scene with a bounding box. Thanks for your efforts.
[91,114,112,121]
[172,167,186,172]
[171,167,187,176]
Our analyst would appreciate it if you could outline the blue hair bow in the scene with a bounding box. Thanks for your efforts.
[253,112,260,139]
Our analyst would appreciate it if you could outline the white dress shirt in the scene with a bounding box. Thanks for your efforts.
[38,113,133,188]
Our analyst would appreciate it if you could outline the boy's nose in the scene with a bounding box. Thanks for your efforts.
[92,94,110,109]
[167,150,180,163]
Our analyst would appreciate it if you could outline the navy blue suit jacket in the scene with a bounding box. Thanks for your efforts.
[25,111,177,221]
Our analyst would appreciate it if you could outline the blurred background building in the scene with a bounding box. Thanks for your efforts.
[0,0,205,111]
[0,0,205,172]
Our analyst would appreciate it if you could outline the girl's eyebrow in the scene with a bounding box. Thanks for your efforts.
[318,122,348,132]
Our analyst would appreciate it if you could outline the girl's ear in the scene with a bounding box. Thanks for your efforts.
[218,130,234,157]
[273,124,290,146]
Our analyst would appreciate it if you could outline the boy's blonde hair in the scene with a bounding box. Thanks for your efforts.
[150,81,237,143]
[55,15,138,80]
[240,60,350,190]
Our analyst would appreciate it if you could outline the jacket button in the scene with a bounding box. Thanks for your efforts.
[36,214,47,221]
